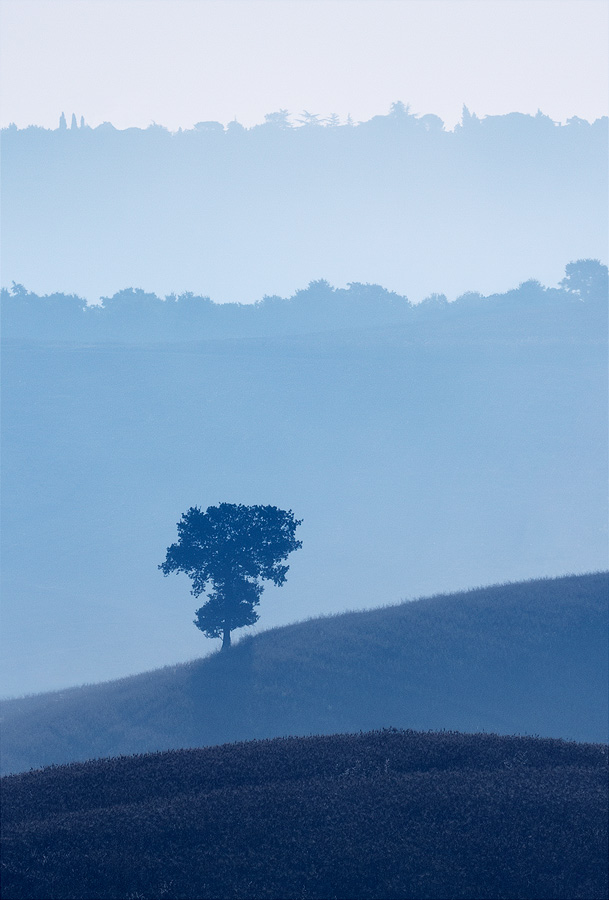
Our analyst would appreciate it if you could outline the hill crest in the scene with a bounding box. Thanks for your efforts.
[2,728,607,900]
[1,572,607,775]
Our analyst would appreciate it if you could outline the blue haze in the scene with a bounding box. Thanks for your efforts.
[1,108,607,697]
[1,107,607,303]
[1,276,607,697]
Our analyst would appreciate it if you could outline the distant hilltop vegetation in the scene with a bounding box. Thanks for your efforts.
[1,258,607,343]
[6,103,608,135]
[2,106,606,304]
[4,105,607,153]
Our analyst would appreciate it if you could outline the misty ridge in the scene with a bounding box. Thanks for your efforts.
[3,572,607,898]
[2,256,607,698]
[2,104,607,303]
[2,258,607,343]
[2,103,608,900]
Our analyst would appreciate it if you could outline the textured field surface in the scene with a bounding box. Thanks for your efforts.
[2,729,607,900]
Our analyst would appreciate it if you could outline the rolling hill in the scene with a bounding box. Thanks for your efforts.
[2,729,607,899]
[2,281,606,698]
[2,572,607,776]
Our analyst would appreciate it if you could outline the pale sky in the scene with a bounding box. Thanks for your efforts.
[1,0,607,130]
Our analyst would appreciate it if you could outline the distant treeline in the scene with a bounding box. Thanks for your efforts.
[4,103,608,141]
[3,106,607,307]
[2,260,607,343]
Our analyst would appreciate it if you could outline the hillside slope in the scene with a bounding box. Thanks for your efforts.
[2,730,607,900]
[3,297,607,698]
[2,573,606,775]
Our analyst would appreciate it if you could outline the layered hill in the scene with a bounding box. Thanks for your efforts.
[2,283,607,698]
[2,573,607,775]
[2,729,607,899]
[2,111,607,304]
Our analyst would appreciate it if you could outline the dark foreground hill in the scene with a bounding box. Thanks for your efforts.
[2,573,607,775]
[2,729,607,900]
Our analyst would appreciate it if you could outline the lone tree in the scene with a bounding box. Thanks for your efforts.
[159,503,302,650]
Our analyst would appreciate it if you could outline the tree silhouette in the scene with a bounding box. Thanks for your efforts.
[324,113,341,128]
[159,503,302,650]
[298,110,321,127]
[389,100,411,120]
[263,109,292,129]
[560,259,608,301]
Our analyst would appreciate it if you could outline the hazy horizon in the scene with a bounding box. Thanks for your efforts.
[3,107,606,305]
[3,105,608,135]
[1,1,607,131]
[1,0,607,700]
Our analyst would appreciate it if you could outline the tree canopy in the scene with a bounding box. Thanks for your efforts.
[159,503,302,649]
[560,259,609,301]
[3,260,607,344]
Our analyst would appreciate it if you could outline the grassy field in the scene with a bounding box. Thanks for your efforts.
[2,728,607,899]
[2,572,607,775]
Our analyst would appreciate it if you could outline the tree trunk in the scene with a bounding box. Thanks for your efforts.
[222,626,231,651]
